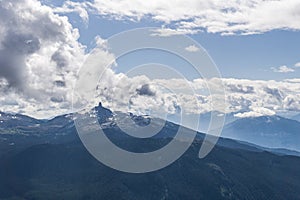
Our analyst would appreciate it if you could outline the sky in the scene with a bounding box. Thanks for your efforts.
[0,0,300,120]
[53,0,300,80]
[82,18,300,81]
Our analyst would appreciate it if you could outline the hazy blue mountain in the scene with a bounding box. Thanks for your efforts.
[195,112,237,133]
[222,115,300,151]
[292,113,300,122]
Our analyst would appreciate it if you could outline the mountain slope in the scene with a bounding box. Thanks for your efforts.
[1,135,300,200]
[1,106,300,199]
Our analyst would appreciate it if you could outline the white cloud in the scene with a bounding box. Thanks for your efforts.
[92,73,300,119]
[68,0,300,35]
[0,0,87,118]
[185,45,200,52]
[150,28,200,37]
[53,0,89,24]
[234,107,276,118]
[295,62,300,68]
[271,65,295,73]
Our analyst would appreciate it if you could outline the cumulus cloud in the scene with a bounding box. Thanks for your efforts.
[185,45,200,52]
[271,65,295,73]
[92,69,300,119]
[136,84,156,96]
[226,84,254,94]
[66,0,300,35]
[0,0,86,118]
[295,62,300,68]
[94,72,184,117]
[222,78,300,116]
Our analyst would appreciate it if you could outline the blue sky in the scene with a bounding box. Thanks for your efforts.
[58,7,300,81]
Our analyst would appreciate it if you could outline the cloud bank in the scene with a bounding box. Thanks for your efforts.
[93,65,300,118]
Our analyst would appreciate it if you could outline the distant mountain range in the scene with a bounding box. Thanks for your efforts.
[222,115,300,151]
[1,105,300,199]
